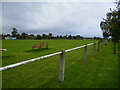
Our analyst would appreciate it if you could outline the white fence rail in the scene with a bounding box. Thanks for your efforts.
[0,41,99,71]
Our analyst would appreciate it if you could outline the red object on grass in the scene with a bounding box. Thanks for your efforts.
[32,42,48,49]
[0,49,7,51]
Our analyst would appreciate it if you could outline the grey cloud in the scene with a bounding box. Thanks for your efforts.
[2,2,115,37]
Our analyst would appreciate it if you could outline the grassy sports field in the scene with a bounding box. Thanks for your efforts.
[2,39,118,88]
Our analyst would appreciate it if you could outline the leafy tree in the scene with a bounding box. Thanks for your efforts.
[6,34,11,37]
[30,34,35,39]
[108,11,120,54]
[59,35,63,39]
[21,33,28,40]
[42,34,48,39]
[100,20,110,45]
[16,34,21,39]
[2,34,5,39]
[36,34,42,40]
[73,36,76,39]
[11,27,17,37]
[100,1,120,54]
[76,35,82,39]
[68,35,72,39]
[51,36,55,39]
[63,34,68,39]
[56,35,60,39]
[48,33,52,39]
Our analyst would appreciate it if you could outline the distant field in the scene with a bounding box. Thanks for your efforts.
[2,39,96,66]
[2,39,118,88]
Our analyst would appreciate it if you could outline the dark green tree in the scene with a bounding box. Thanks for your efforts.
[6,34,11,37]
[2,34,5,39]
[21,33,28,40]
[100,1,120,54]
[48,33,52,39]
[36,34,42,40]
[63,34,68,39]
[16,34,21,39]
[11,27,18,37]
[68,35,72,39]
[42,34,48,39]
[59,35,63,39]
[30,34,35,39]
[76,35,82,39]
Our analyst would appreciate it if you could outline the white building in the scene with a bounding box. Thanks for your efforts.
[5,37,17,40]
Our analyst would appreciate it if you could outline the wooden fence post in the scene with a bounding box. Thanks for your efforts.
[58,49,66,82]
[93,43,96,56]
[100,40,103,49]
[118,41,120,63]
[102,39,105,48]
[98,41,100,51]
[83,45,87,64]
[99,41,101,50]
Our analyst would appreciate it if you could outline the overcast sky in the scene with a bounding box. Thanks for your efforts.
[1,0,116,37]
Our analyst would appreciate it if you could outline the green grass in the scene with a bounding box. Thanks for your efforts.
[2,39,96,66]
[2,39,118,88]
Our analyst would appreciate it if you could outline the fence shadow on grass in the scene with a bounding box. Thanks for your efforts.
[25,48,51,52]
[1,56,14,59]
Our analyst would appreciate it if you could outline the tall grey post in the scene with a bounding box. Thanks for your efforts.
[83,45,87,64]
[58,49,66,82]
[94,43,96,56]
[98,41,100,51]
[100,40,103,48]
[118,41,120,63]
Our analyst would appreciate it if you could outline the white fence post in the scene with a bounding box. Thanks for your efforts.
[82,45,87,64]
[58,49,66,82]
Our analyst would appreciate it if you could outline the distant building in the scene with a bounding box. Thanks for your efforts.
[5,37,17,40]
[11,37,17,40]
[5,37,11,40]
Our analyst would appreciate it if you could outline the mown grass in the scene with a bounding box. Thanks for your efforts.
[2,39,118,88]
[2,39,96,66]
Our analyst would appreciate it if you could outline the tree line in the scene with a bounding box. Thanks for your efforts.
[1,28,102,40]
[2,28,85,40]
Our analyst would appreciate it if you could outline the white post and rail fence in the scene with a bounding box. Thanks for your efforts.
[0,40,103,82]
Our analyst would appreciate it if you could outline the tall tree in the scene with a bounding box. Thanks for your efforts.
[42,34,48,39]
[109,11,120,54]
[16,34,21,39]
[100,0,120,54]
[11,27,18,37]
[48,33,52,39]
[68,35,72,39]
[30,34,35,39]
[21,33,29,40]
[36,34,42,40]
